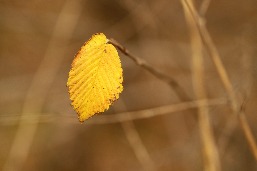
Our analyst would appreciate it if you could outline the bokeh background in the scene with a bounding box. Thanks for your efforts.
[0,0,257,170]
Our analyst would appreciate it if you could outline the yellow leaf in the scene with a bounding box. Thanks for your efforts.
[67,33,123,122]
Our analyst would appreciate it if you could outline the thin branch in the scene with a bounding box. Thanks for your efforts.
[182,0,221,170]
[183,0,257,160]
[94,98,226,124]
[0,98,227,125]
[2,1,83,171]
[108,38,190,101]
[108,37,197,141]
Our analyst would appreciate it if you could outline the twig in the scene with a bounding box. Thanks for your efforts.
[94,98,226,124]
[108,38,190,101]
[109,36,196,146]
[0,98,226,125]
[2,1,83,171]
[182,0,221,170]
[182,0,257,160]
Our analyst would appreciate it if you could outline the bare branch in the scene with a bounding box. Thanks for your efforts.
[108,38,190,101]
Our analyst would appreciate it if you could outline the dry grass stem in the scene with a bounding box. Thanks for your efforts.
[182,0,257,161]
[1,1,256,170]
[182,0,221,170]
[218,30,254,155]
[2,1,83,171]
[93,98,226,125]
[114,99,156,171]
[0,98,226,125]
[121,120,155,171]
[199,0,211,16]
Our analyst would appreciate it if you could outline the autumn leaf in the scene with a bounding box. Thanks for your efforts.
[67,33,123,122]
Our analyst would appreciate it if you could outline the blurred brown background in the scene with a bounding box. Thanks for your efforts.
[0,0,257,170]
